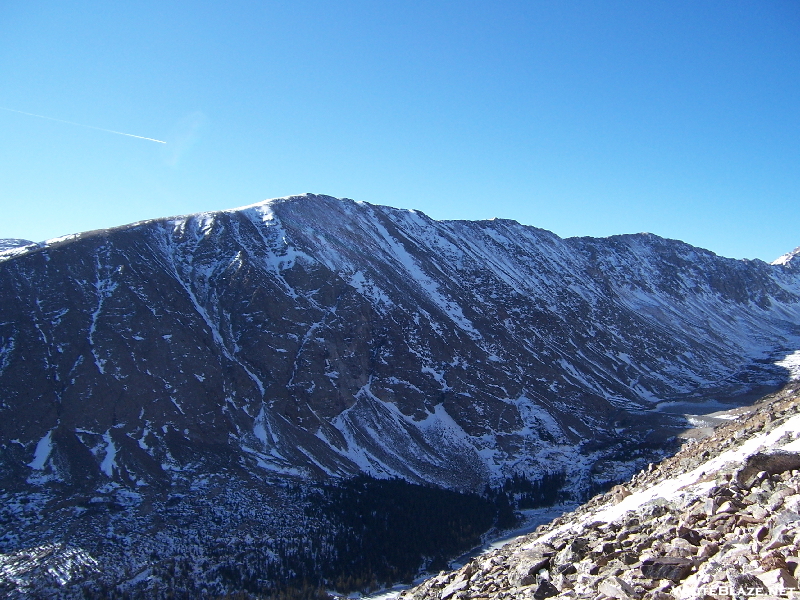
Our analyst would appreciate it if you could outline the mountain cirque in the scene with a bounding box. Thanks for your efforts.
[1,194,799,492]
[0,193,799,596]
[400,381,800,600]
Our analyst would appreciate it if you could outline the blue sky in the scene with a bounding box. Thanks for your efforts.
[1,1,798,261]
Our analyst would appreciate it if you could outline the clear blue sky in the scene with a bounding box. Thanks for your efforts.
[1,1,798,261]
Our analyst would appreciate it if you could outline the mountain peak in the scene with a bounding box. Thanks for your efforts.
[773,246,800,268]
[0,238,37,262]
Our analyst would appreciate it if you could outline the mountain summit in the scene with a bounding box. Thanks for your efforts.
[774,246,800,270]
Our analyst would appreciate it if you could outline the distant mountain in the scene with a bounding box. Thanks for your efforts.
[0,238,34,253]
[774,246,800,271]
[0,194,799,597]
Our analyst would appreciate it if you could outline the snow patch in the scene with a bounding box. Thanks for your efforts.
[43,233,80,246]
[349,270,393,308]
[772,246,800,266]
[99,431,117,477]
[776,350,800,381]
[28,430,53,470]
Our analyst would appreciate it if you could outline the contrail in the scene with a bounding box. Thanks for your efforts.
[0,107,166,144]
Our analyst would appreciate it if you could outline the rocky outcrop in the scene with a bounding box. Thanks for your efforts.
[400,382,800,600]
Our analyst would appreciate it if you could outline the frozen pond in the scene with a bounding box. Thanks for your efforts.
[654,397,750,415]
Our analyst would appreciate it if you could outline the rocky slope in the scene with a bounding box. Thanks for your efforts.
[400,379,800,600]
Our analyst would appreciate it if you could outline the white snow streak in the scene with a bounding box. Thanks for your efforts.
[28,430,53,470]
[99,430,117,477]
[776,350,800,381]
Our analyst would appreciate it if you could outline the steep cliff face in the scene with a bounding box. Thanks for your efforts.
[1,194,799,496]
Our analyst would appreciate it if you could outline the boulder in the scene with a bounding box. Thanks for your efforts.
[736,452,800,489]
[697,541,719,559]
[767,487,796,511]
[439,578,469,600]
[509,550,551,587]
[640,557,694,583]
[555,538,590,565]
[758,568,798,593]
[532,579,560,599]
[598,575,635,599]
[677,526,702,546]
[667,538,697,557]
[761,551,789,572]
[611,485,632,504]
[727,572,768,597]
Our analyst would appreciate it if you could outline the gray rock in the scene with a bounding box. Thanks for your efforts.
[532,579,559,599]
[598,575,635,599]
[640,557,694,583]
[509,550,551,587]
[727,572,768,600]
[736,452,800,489]
[555,538,591,565]
[697,541,719,559]
[439,578,469,600]
[677,525,702,546]
[759,567,798,592]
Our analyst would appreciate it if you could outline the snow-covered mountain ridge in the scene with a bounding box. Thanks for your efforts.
[0,239,34,254]
[1,193,799,494]
[774,246,800,270]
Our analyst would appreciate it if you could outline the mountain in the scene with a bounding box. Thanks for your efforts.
[774,246,800,272]
[0,239,34,253]
[0,193,799,597]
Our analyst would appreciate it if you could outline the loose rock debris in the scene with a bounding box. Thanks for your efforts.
[400,382,800,599]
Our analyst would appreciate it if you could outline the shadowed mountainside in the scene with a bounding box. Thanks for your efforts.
[0,194,799,597]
